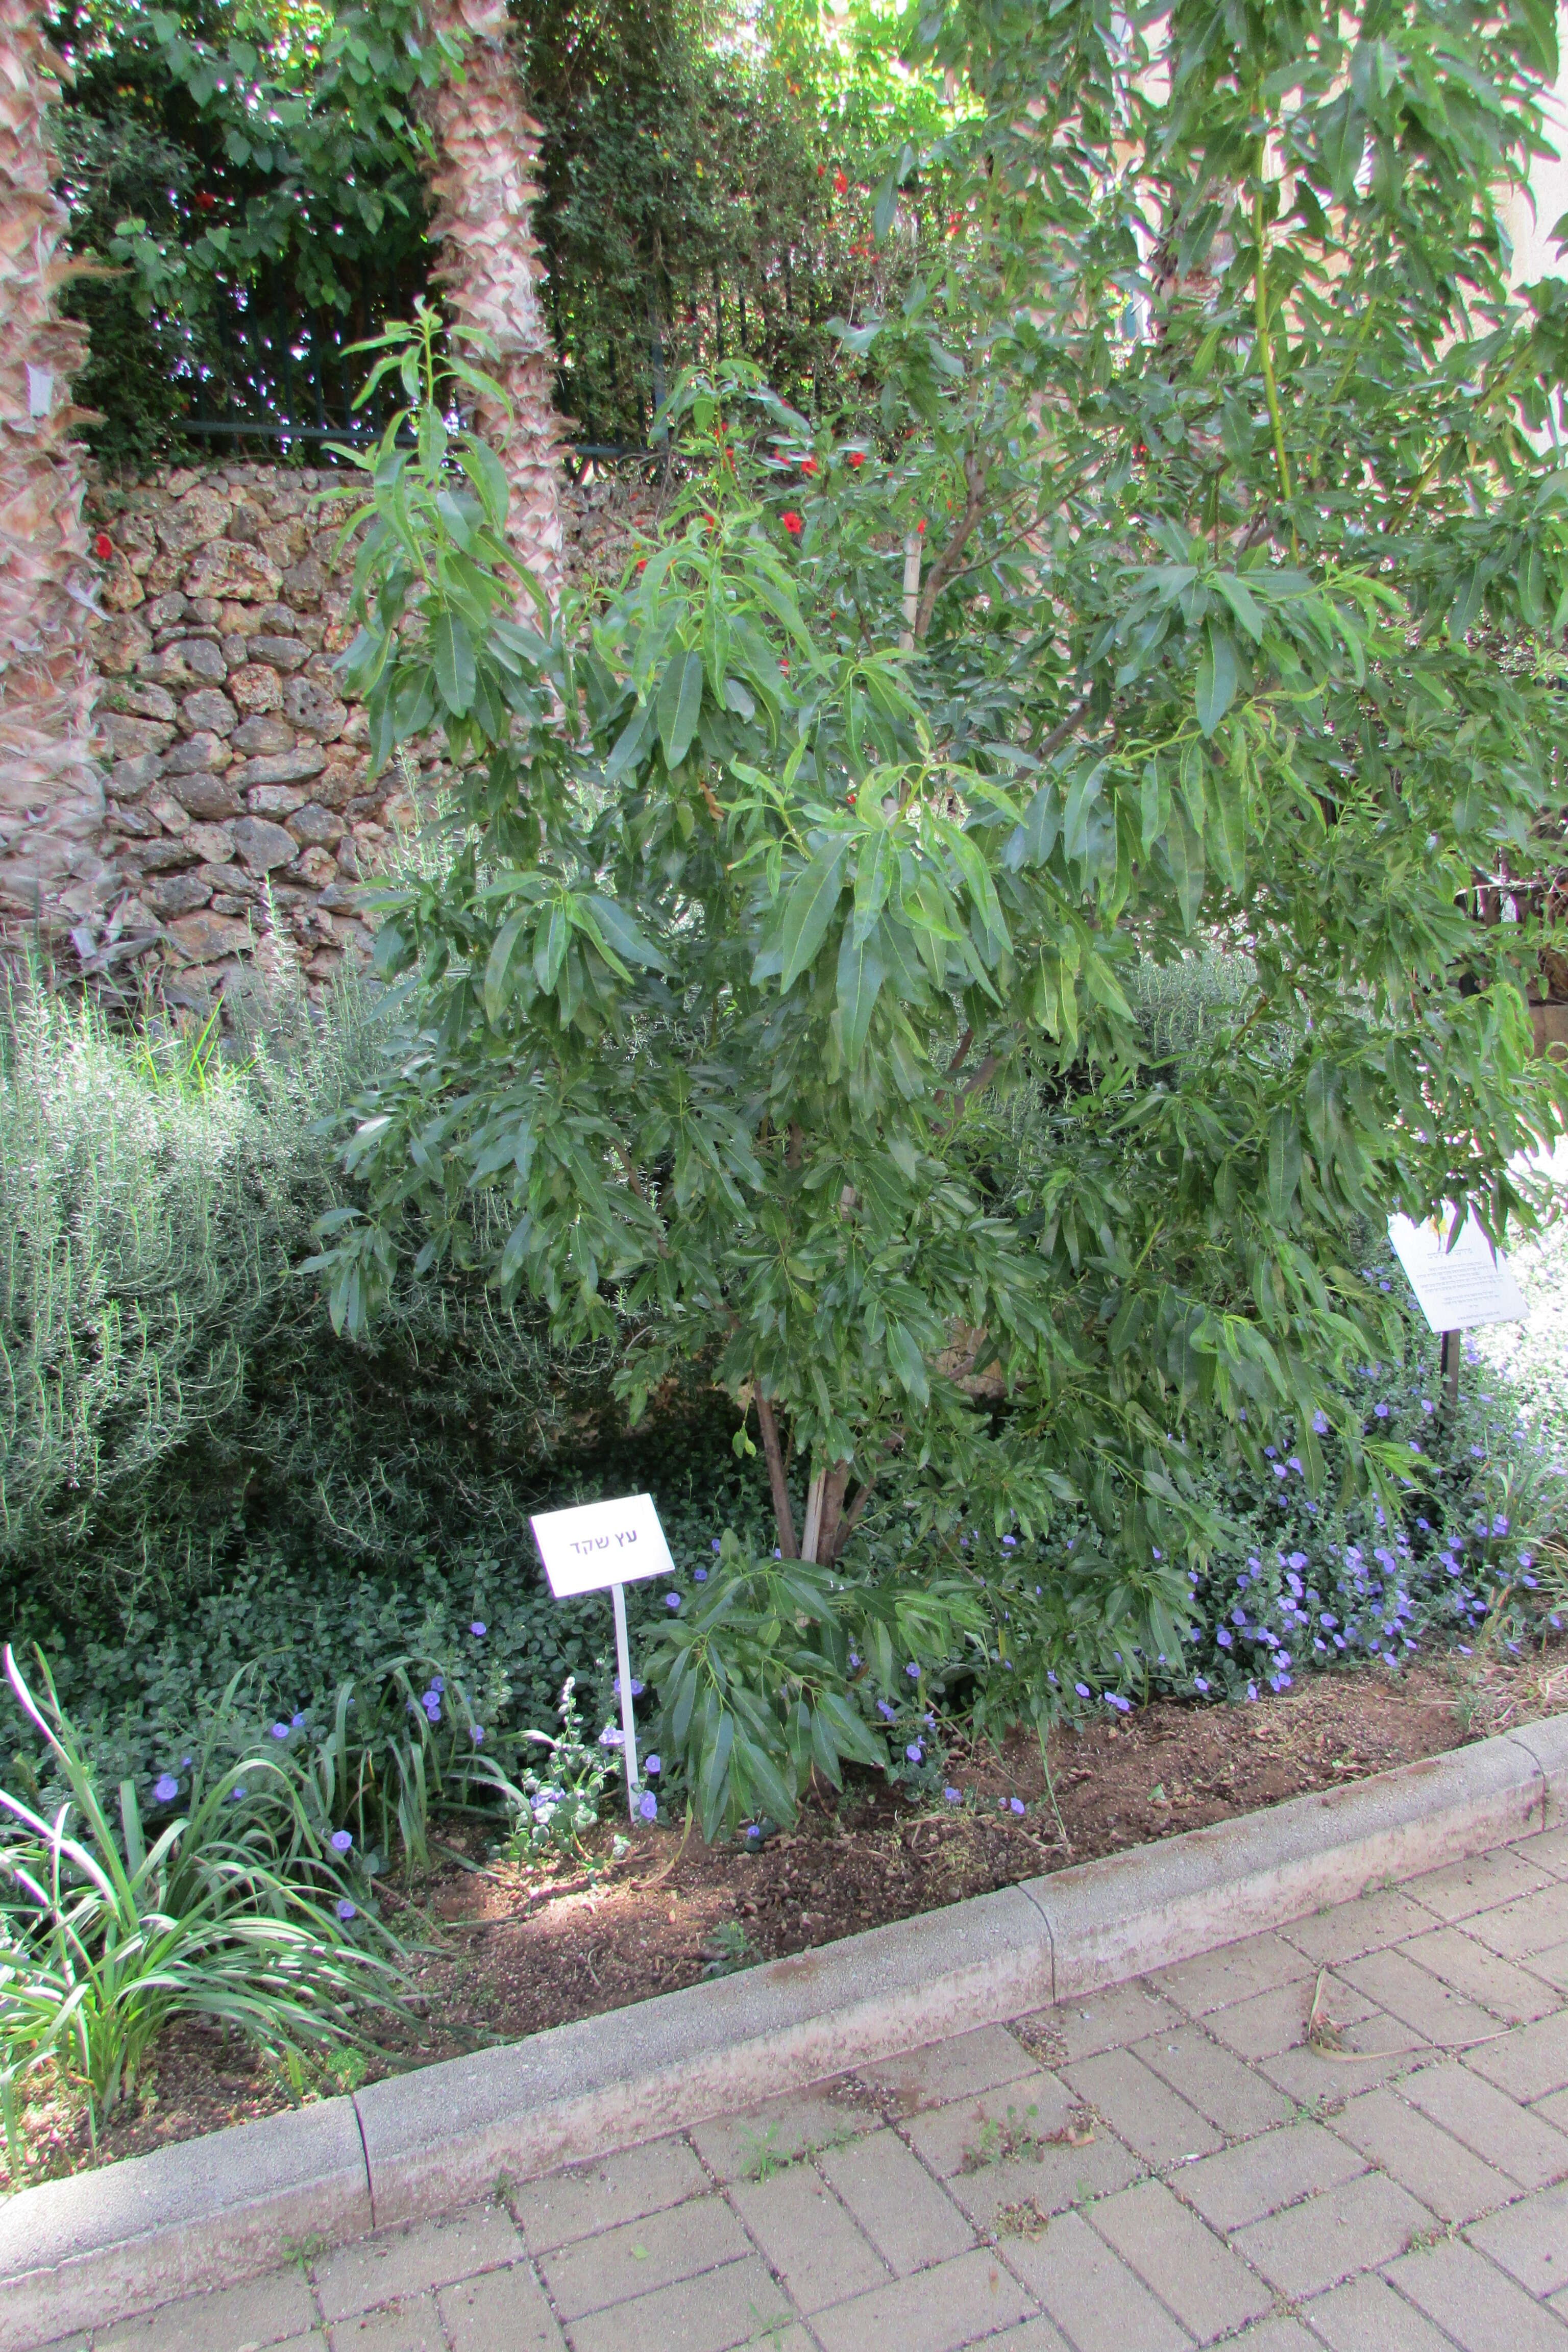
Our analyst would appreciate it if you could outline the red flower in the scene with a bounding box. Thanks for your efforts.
[702,510,718,530]
[916,518,926,535]
[779,659,790,675]
[818,164,826,177]
[846,452,865,469]
[635,557,648,572]
[93,532,112,560]
[781,510,803,536]
[194,191,216,212]
[834,168,849,195]
[799,455,818,476]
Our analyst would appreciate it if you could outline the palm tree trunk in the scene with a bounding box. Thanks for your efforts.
[0,1,107,937]
[422,0,565,611]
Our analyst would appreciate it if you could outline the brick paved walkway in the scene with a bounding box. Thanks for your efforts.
[44,1825,1568,2351]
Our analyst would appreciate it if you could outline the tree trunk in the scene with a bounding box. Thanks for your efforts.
[0,0,108,940]
[422,0,565,611]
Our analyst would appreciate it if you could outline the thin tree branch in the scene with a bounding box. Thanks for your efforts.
[611,1141,667,1257]
[756,1389,797,1560]
[915,450,989,642]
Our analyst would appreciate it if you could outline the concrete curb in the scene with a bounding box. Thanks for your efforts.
[4,1714,1563,2348]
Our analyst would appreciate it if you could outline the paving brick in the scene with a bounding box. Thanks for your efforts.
[437,2264,567,2352]
[900,2070,1080,2178]
[512,2133,706,2249]
[1398,1924,1563,2024]
[1385,2235,1568,2351]
[1531,1941,1568,1994]
[690,2083,876,2182]
[1227,2324,1319,2350]
[1465,2180,1568,2298]
[1527,1827,1568,1879]
[861,2024,1040,2114]
[564,2253,797,2352]
[1464,1881,1568,1962]
[1464,2011,1568,2104]
[1262,2039,1438,2106]
[941,2135,1143,2233]
[1403,1846,1557,1924]
[1062,2046,1224,2167]
[1328,2087,1513,2223]
[1177,2122,1366,2234]
[1001,2208,1191,2351]
[1204,1981,1320,2064]
[537,2192,750,2319]
[95,2269,320,2351]
[810,2247,1035,2352]
[1338,1946,1498,2048]
[728,2161,889,2312]
[1228,2171,1430,2299]
[1401,2059,1568,2190]
[1300,2270,1461,2349]
[315,2206,521,2321]
[1284,1889,1438,1967]
[1130,2026,1293,2138]
[956,2323,1071,2351]
[1154,1932,1316,2018]
[1087,2177,1273,2341]
[815,2127,973,2273]
[1052,1982,1185,2060]
[326,2294,443,2352]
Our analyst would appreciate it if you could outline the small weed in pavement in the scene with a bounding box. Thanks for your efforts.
[702,1920,759,1978]
[996,2196,1051,2240]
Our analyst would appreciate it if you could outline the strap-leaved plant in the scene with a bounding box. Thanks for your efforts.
[315,1,1566,1725]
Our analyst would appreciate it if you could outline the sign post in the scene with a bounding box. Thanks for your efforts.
[528,1492,675,1824]
[1386,1211,1527,1412]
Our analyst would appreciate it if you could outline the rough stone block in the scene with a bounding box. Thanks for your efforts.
[250,634,311,672]
[157,638,227,687]
[249,786,307,816]
[232,817,298,874]
[166,772,244,823]
[229,664,283,715]
[179,689,238,738]
[148,874,213,919]
[104,714,175,761]
[168,909,255,963]
[184,543,282,604]
[282,675,348,740]
[232,716,296,756]
[233,747,327,791]
[287,802,344,848]
[165,731,233,775]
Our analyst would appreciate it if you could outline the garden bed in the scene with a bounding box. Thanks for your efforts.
[9,1640,1564,2194]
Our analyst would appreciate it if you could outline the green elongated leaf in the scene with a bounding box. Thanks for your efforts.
[482,910,530,1026]
[455,437,509,531]
[777,839,851,990]
[814,1690,885,1768]
[1209,765,1246,892]
[429,609,476,718]
[699,1710,736,1842]
[885,1319,930,1408]
[659,650,705,769]
[604,697,657,780]
[584,893,672,973]
[738,1732,798,1826]
[836,917,887,1063]
[1139,758,1168,851]
[533,901,569,994]
[1163,805,1206,932]
[1212,572,1264,642]
[1004,782,1061,870]
[1266,1108,1303,1221]
[1196,622,1238,736]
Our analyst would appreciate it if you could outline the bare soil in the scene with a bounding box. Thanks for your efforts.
[11,1644,1565,2192]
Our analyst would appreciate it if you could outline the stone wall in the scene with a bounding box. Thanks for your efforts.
[78,459,647,998]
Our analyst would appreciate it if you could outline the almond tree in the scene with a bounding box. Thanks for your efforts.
[0,0,106,936]
[318,4,1568,1822]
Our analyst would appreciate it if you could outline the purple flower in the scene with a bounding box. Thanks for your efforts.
[1011,1797,1026,1815]
[944,1786,963,1803]
[271,1722,290,1741]
[849,1652,861,1668]
[712,1537,722,1551]
[470,1620,486,1638]
[1074,1682,1090,1698]
[694,1567,708,1580]
[331,1828,353,1853]
[638,1790,658,1822]
[905,1662,921,1679]
[1288,1551,1308,1570]
[1287,1456,1303,1474]
[613,1676,645,1698]
[1374,1403,1390,1419]
[1217,1629,1233,1648]
[153,1774,179,1802]
[337,1899,357,1922]
[644,1754,661,1774]
[1002,1534,1017,1549]
[600,1726,624,1747]
[290,1712,306,1729]
[472,1726,485,1745]
[666,1593,682,1609]
[231,1784,248,1800]
[1193,1675,1209,1692]
[1312,1411,1329,1435]
[877,1700,896,1722]
[906,1743,923,1763]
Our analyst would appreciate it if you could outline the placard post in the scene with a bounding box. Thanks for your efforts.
[1440,1329,1461,1414]
[611,1579,641,1823]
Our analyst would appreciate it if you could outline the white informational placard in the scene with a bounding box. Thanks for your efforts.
[529,1492,675,1598]
[1386,1211,1528,1335]
[529,1493,675,1826]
